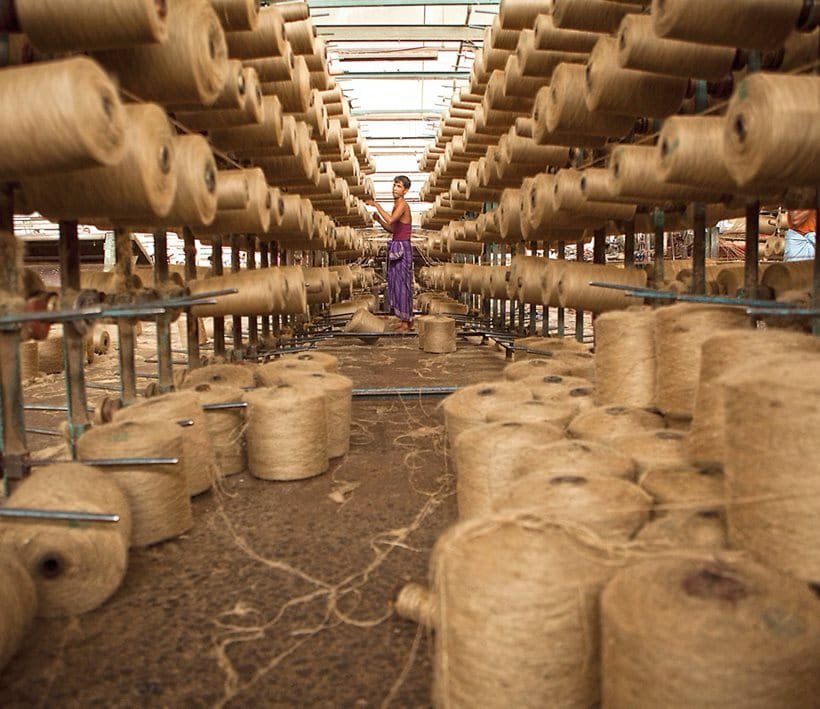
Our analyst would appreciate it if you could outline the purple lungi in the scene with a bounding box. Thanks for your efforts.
[387,239,413,322]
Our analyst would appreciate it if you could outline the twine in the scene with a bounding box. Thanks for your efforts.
[608,429,689,474]
[421,316,457,354]
[15,0,167,52]
[498,474,651,540]
[0,554,36,671]
[601,555,820,707]
[635,510,727,549]
[94,0,229,106]
[114,391,217,496]
[442,381,533,448]
[594,308,656,408]
[0,57,127,180]
[344,308,385,344]
[557,263,647,313]
[193,383,248,474]
[76,420,192,546]
[0,463,132,617]
[568,405,666,442]
[19,340,39,381]
[38,335,64,375]
[243,383,329,481]
[654,303,750,419]
[453,421,565,517]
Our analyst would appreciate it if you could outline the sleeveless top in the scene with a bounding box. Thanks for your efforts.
[392,220,412,242]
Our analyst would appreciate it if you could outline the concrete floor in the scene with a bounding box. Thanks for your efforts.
[1,326,510,707]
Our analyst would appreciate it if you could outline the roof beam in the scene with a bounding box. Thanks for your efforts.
[310,0,496,6]
[336,70,470,79]
[317,24,485,41]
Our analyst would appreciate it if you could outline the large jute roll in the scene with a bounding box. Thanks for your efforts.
[37,335,65,375]
[76,421,192,547]
[209,0,259,31]
[343,308,385,344]
[557,263,647,314]
[94,0,228,106]
[281,351,339,374]
[504,357,578,382]
[182,362,256,390]
[640,464,725,514]
[0,57,127,180]
[431,515,626,708]
[453,421,565,516]
[173,57,245,110]
[114,391,217,496]
[724,366,820,584]
[486,397,581,429]
[608,429,689,473]
[209,96,283,151]
[724,73,820,189]
[0,463,131,617]
[192,383,247,475]
[216,169,250,210]
[761,260,815,299]
[193,169,272,235]
[519,372,595,413]
[16,0,167,52]
[256,359,326,387]
[243,383,328,481]
[507,255,549,304]
[601,555,820,708]
[22,103,176,222]
[498,0,543,30]
[552,0,639,33]
[654,304,749,419]
[651,0,804,51]
[617,14,738,81]
[225,6,286,58]
[586,37,688,118]
[635,510,727,549]
[498,474,651,540]
[272,265,308,315]
[553,169,636,221]
[0,554,36,671]
[511,438,638,483]
[246,44,295,83]
[442,381,533,447]
[533,14,599,53]
[568,405,665,442]
[189,270,273,317]
[261,55,311,113]
[420,316,457,354]
[689,329,818,467]
[594,308,656,408]
[19,340,39,381]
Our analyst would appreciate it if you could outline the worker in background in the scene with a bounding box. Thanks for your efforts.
[785,209,817,261]
[366,176,414,331]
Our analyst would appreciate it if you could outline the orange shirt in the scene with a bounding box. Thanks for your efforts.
[788,210,817,234]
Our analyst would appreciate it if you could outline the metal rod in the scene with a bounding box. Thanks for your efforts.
[653,208,666,286]
[25,427,62,437]
[351,385,458,397]
[31,457,179,467]
[245,235,259,354]
[588,281,782,308]
[115,228,138,405]
[592,227,606,265]
[623,221,635,269]
[258,242,271,340]
[692,202,707,295]
[182,227,201,371]
[24,404,94,412]
[212,236,226,358]
[814,187,820,335]
[557,240,566,337]
[202,401,248,411]
[0,508,120,523]
[744,199,760,299]
[575,239,585,342]
[231,236,242,357]
[153,230,175,394]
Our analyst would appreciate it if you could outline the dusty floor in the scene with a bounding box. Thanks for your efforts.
[2,325,511,707]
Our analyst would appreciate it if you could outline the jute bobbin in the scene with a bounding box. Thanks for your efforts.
[182,362,257,390]
[245,44,295,82]
[453,421,565,517]
[0,57,127,180]
[278,1,309,21]
[15,0,167,52]
[19,341,39,381]
[432,514,627,708]
[552,0,639,33]
[498,0,543,30]
[243,383,328,481]
[284,18,316,55]
[256,358,325,385]
[225,6,286,58]
[442,381,533,448]
[601,555,820,708]
[209,0,259,31]
[609,429,689,474]
[93,0,229,106]
[533,14,599,53]
[519,372,596,413]
[557,263,647,313]
[635,510,727,549]
[497,474,651,540]
[344,308,385,344]
[689,329,818,467]
[640,464,725,514]
[420,316,457,354]
[94,329,112,355]
[510,438,638,483]
[553,169,637,221]
[38,335,64,375]
[724,365,820,584]
[192,383,248,475]
[76,420,192,547]
[271,265,308,315]
[654,303,749,419]
[594,307,656,408]
[261,55,311,113]
[0,554,36,670]
[394,582,436,629]
[761,260,816,300]
[114,391,217,496]
[503,358,584,382]
[0,463,131,617]
[280,351,338,374]
[193,169,272,235]
[486,397,580,429]
[22,103,177,222]
[568,405,666,442]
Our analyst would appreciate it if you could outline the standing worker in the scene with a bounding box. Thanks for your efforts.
[784,209,817,261]
[367,175,414,331]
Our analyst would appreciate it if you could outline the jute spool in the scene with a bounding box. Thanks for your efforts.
[93,0,229,106]
[553,169,636,221]
[654,303,749,419]
[635,510,727,549]
[533,14,599,53]
[209,96,284,151]
[279,1,309,21]
[420,316,457,354]
[651,0,804,51]
[0,463,131,617]
[15,0,167,52]
[724,366,820,583]
[552,0,639,33]
[640,464,724,514]
[516,30,587,79]
[453,421,567,518]
[519,373,595,413]
[224,6,286,58]
[192,383,247,475]
[22,103,177,222]
[284,18,316,55]
[498,0,543,30]
[761,260,816,299]
[557,263,647,313]
[209,0,259,31]
[0,554,36,670]
[690,329,819,467]
[189,270,273,317]
[568,405,666,441]
[395,582,436,629]
[601,555,820,708]
[258,370,353,458]
[173,57,245,110]
[431,515,626,709]
[0,57,127,180]
[343,308,386,344]
[594,308,656,407]
[503,358,582,382]
[724,73,820,189]
[192,168,272,235]
[586,37,688,118]
[271,265,308,315]
[485,397,580,429]
[533,86,610,147]
[608,429,689,473]
[442,381,533,448]
[617,14,738,81]
[114,391,217,496]
[245,44,295,82]
[280,351,338,374]
[174,65,264,129]
[19,340,39,381]
[498,474,651,540]
[261,55,311,113]
[38,335,64,375]
[510,438,638,483]
[303,266,332,305]
[256,359,326,387]
[243,383,328,480]
[507,255,548,304]
[490,23,520,51]
[76,421,192,547]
